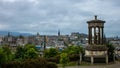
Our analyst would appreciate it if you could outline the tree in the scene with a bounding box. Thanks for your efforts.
[2,45,13,62]
[24,44,37,52]
[106,44,115,61]
[44,48,59,58]
[24,48,38,59]
[62,45,83,62]
[62,45,83,55]
[0,48,6,68]
[15,44,39,60]
[60,53,69,68]
[106,44,115,54]
[15,46,25,61]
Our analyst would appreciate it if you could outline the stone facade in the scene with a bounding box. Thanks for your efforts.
[85,50,107,57]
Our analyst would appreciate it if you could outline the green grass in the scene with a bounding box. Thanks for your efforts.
[58,61,116,67]
[57,61,91,67]
[67,61,77,66]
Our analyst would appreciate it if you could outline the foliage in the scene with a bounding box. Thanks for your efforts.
[2,45,13,62]
[61,45,83,62]
[46,55,60,63]
[106,44,115,54]
[2,61,21,68]
[69,54,79,61]
[0,45,14,68]
[15,44,39,60]
[24,44,37,52]
[14,46,25,61]
[44,48,59,58]
[2,57,58,68]
[47,62,58,68]
[106,43,115,59]
[60,53,69,68]
[0,44,58,68]
[24,48,38,59]
[62,45,83,55]
[0,48,6,67]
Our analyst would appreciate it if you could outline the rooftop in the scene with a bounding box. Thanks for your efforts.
[87,15,105,23]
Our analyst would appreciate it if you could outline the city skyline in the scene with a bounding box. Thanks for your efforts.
[0,0,120,37]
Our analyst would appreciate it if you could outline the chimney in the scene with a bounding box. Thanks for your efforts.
[95,15,97,20]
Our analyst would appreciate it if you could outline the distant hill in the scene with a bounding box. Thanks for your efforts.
[0,31,32,36]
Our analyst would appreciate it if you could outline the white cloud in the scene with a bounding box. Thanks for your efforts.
[0,23,9,29]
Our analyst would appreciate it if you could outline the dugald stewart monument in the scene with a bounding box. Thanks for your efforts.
[85,15,108,64]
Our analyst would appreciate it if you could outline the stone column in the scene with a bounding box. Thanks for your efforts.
[101,27,104,44]
[91,51,94,64]
[94,27,96,44]
[90,27,92,44]
[98,27,100,44]
[91,56,94,64]
[89,27,92,44]
[88,27,91,44]
[106,54,108,64]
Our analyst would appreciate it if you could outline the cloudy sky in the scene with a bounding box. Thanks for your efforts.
[0,0,120,36]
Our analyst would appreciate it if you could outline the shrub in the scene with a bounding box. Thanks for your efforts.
[2,57,58,68]
[2,61,21,68]
[69,54,79,61]
[22,58,47,68]
[46,55,60,63]
[47,62,58,68]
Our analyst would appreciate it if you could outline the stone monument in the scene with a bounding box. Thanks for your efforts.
[85,15,108,64]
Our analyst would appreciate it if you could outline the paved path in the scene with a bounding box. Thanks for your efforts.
[59,61,120,68]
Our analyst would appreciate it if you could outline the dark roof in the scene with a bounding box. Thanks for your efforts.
[85,45,108,51]
[87,15,105,23]
[87,20,105,23]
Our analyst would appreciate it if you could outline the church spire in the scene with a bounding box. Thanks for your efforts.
[58,30,60,36]
[37,32,40,36]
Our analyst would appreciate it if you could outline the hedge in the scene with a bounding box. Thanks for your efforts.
[1,58,58,68]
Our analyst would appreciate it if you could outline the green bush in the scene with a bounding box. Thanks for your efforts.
[44,48,59,58]
[2,61,21,68]
[46,56,60,63]
[47,62,58,68]
[69,54,79,61]
[1,58,58,68]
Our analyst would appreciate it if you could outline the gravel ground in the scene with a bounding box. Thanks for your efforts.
[59,61,120,68]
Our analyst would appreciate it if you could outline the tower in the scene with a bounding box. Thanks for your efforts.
[87,15,105,45]
[37,32,40,36]
[58,30,60,36]
[44,35,48,50]
[8,32,11,37]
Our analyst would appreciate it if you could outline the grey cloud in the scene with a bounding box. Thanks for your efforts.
[0,0,119,36]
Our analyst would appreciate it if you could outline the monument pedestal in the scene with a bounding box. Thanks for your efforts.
[85,45,108,64]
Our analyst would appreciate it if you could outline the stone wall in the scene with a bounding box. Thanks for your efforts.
[85,50,107,57]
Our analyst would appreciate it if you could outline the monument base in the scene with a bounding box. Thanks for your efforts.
[84,45,108,64]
